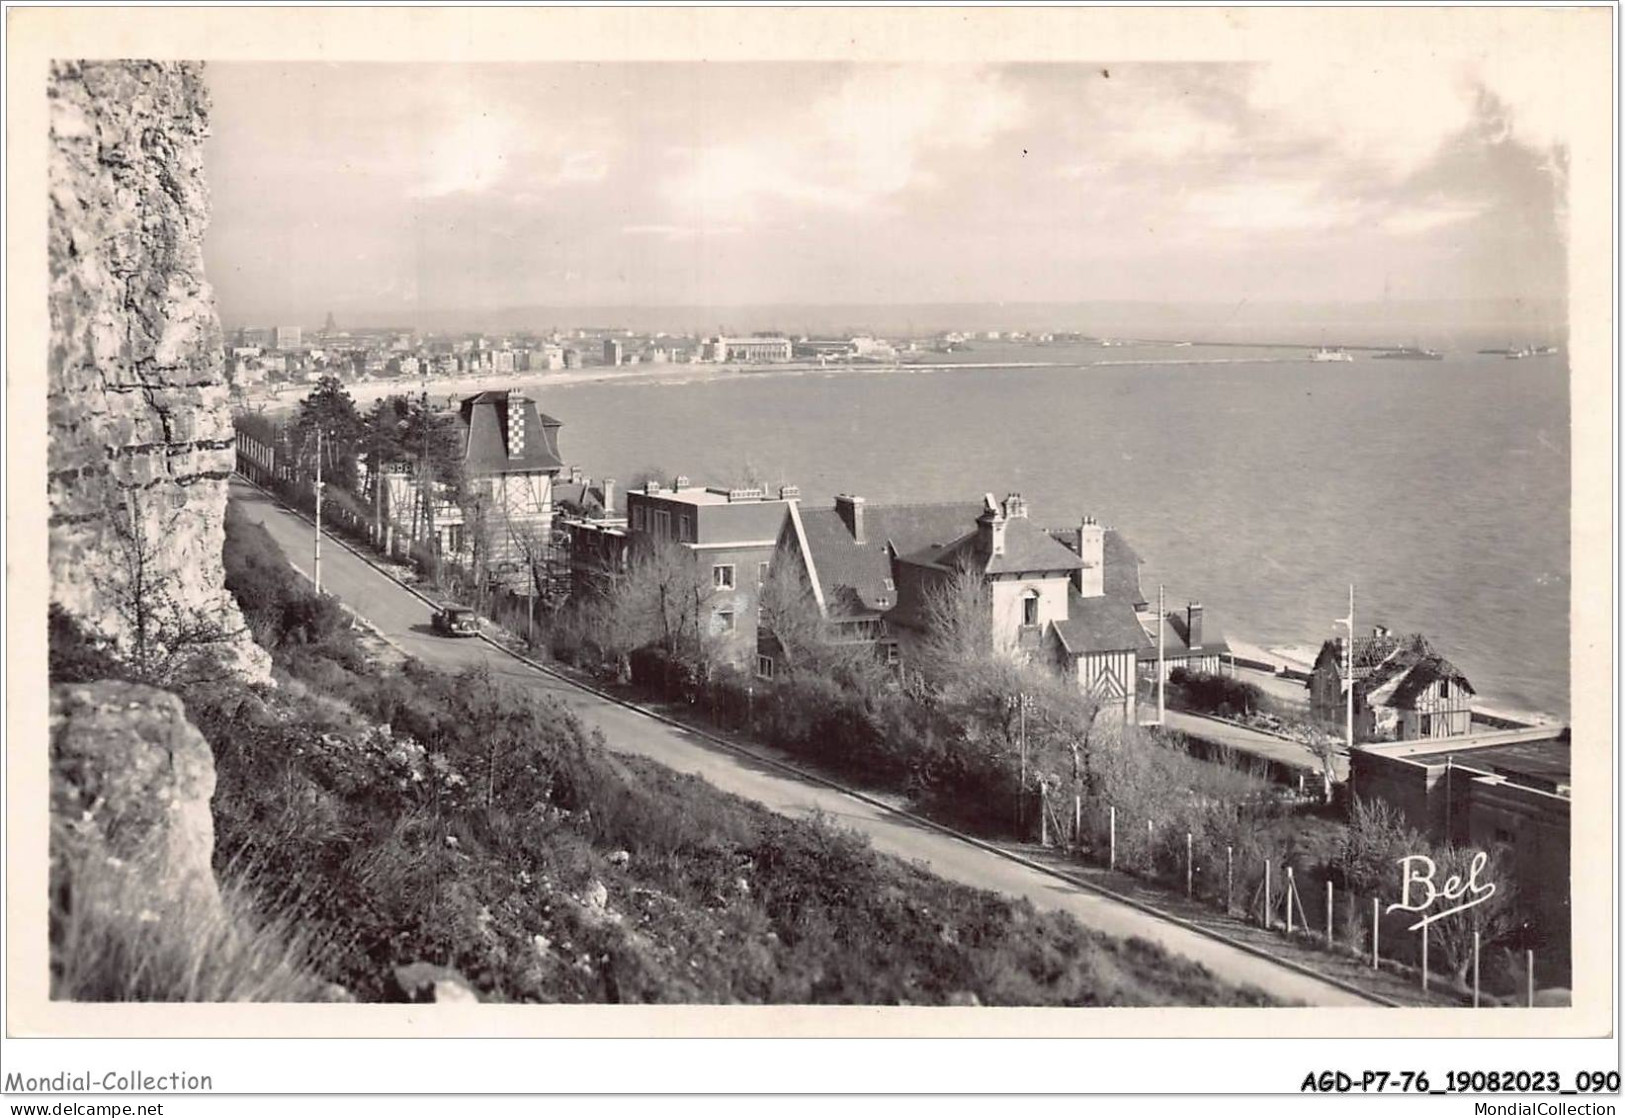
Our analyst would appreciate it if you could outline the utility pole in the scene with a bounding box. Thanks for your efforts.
[314,425,324,594]
[1019,692,1028,792]
[1157,583,1166,724]
[1334,584,1356,753]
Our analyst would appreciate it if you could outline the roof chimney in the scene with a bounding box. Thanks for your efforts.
[976,493,1006,558]
[1186,602,1204,651]
[778,484,800,501]
[674,474,690,490]
[1075,516,1104,597]
[1002,492,1028,519]
[600,477,616,517]
[569,464,583,484]
[505,389,527,459]
[835,493,866,545]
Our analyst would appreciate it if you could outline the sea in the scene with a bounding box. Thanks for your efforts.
[534,342,1571,721]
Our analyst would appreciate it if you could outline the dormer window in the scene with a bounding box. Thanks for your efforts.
[1021,589,1041,627]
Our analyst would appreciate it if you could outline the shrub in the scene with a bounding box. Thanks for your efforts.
[1168,667,1266,718]
[51,854,333,1003]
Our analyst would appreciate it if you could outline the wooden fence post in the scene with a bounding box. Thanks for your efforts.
[1263,860,1272,929]
[1226,846,1234,913]
[1527,949,1535,1007]
[1109,806,1116,870]
[1326,880,1334,944]
[1285,868,1295,934]
[1473,931,1480,1008]
[1372,896,1380,969]
[1185,832,1193,897]
[1421,924,1429,992]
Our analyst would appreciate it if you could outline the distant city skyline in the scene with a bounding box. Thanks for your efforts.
[204,61,1569,328]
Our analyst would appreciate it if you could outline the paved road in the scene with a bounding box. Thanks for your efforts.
[230,479,1377,1006]
[1162,709,1348,782]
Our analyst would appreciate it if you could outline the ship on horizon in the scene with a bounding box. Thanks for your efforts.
[1372,345,1444,361]
[1309,346,1354,363]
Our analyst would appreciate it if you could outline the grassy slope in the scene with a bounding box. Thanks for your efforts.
[170,506,1276,1006]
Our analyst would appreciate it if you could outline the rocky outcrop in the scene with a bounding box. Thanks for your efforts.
[47,60,269,683]
[50,681,222,919]
[389,962,481,1004]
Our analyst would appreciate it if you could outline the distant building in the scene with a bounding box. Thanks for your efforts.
[1309,629,1475,741]
[562,348,581,369]
[622,478,801,671]
[703,336,792,363]
[603,339,623,366]
[275,325,302,350]
[239,326,274,349]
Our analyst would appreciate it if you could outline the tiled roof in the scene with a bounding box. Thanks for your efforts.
[1049,526,1147,606]
[554,479,616,516]
[1376,653,1476,708]
[798,503,980,618]
[459,391,564,476]
[912,516,1087,576]
[1159,610,1232,657]
[1054,593,1154,655]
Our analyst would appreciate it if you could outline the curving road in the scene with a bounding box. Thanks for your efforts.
[230,478,1379,1006]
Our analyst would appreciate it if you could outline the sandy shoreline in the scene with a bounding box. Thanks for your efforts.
[241,353,1311,412]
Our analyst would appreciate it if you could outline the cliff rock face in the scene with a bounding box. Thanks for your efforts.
[51,681,222,919]
[47,60,269,683]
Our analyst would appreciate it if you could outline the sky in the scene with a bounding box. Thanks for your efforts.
[202,60,1570,328]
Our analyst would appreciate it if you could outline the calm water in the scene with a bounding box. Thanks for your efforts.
[542,346,1571,719]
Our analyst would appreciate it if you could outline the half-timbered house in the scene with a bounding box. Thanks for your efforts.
[1309,629,1476,741]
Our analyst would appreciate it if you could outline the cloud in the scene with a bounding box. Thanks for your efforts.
[406,71,616,200]
[1182,178,1362,234]
[1381,198,1489,236]
[412,108,521,198]
[621,223,742,241]
[660,65,1027,222]
[1244,60,1479,180]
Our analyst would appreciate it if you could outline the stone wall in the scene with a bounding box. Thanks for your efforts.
[47,60,269,682]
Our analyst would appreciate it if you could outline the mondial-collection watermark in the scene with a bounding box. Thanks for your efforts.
[1472,1106,1617,1116]
[3,1072,213,1093]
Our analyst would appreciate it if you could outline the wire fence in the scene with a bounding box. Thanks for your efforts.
[1036,783,1559,1005]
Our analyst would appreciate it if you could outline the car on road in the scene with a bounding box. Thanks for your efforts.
[431,604,481,638]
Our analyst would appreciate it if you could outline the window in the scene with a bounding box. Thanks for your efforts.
[884,643,900,665]
[679,514,695,543]
[713,564,735,590]
[715,608,736,634]
[1439,679,1451,700]
[1021,589,1041,627]
[758,561,771,584]
[882,578,895,592]
[653,509,670,539]
[756,655,774,680]
[631,506,645,531]
[446,524,464,554]
[1420,714,1434,737]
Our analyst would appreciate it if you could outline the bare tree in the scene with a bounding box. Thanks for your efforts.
[92,487,238,685]
[1426,845,1524,984]
[916,563,996,681]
